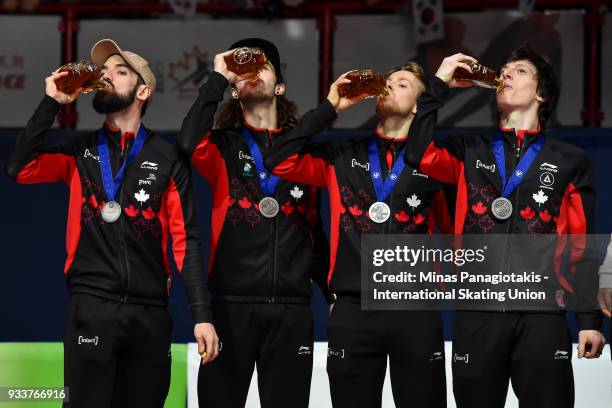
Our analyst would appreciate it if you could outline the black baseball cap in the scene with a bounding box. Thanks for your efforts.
[229,38,284,84]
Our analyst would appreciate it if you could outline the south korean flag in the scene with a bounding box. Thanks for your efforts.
[413,0,444,44]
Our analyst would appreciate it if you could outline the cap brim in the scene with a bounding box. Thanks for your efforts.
[91,39,138,73]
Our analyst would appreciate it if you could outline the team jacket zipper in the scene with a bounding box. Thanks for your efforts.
[117,136,134,302]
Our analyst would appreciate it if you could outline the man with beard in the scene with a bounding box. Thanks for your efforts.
[403,47,605,407]
[176,38,329,408]
[263,64,452,408]
[5,39,218,407]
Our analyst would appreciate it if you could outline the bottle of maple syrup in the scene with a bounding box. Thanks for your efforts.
[453,61,503,91]
[224,47,268,80]
[55,60,105,95]
[338,70,388,99]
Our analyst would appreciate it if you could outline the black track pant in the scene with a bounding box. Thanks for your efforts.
[63,293,172,408]
[198,302,314,408]
[452,311,573,408]
[326,297,446,408]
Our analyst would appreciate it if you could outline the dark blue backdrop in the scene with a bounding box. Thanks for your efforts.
[1,128,611,343]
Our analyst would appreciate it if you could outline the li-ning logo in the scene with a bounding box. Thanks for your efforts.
[83,148,100,162]
[429,351,444,362]
[351,159,370,171]
[298,346,312,355]
[239,151,254,161]
[476,160,495,173]
[327,348,345,359]
[412,169,429,178]
[140,161,158,170]
[78,336,99,346]
[540,162,558,173]
[554,350,569,360]
[453,353,469,364]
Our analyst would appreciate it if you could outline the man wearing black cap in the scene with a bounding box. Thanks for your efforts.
[176,38,329,408]
[5,39,218,407]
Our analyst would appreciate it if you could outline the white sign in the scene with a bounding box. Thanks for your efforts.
[77,19,318,131]
[0,16,61,128]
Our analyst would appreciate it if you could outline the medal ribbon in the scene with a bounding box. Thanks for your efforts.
[368,135,408,202]
[242,127,280,197]
[492,128,544,198]
[97,125,148,202]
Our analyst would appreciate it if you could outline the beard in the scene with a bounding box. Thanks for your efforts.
[92,83,138,114]
[237,80,275,105]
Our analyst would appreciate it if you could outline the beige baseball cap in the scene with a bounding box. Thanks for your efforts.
[91,39,156,96]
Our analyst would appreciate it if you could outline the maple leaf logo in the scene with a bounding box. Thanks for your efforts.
[407,194,421,209]
[238,197,252,209]
[413,213,425,224]
[520,206,535,220]
[467,183,478,198]
[532,190,548,206]
[394,210,410,223]
[348,205,363,217]
[124,204,139,218]
[480,185,496,202]
[281,201,294,216]
[168,46,212,98]
[290,186,304,200]
[134,189,150,204]
[471,201,488,215]
[142,207,156,220]
[539,209,551,223]
[478,215,495,233]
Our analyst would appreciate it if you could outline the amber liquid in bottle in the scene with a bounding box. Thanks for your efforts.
[338,70,388,99]
[224,47,268,79]
[55,60,105,94]
[453,61,503,91]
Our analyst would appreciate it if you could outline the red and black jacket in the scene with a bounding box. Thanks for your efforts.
[176,72,329,304]
[404,76,601,330]
[264,100,453,299]
[5,96,211,323]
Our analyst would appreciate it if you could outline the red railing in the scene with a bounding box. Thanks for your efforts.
[1,0,608,127]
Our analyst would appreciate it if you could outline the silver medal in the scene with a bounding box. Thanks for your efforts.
[368,201,391,223]
[491,197,513,220]
[259,197,279,218]
[101,200,122,223]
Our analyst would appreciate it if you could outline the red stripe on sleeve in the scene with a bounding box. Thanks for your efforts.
[428,190,453,234]
[16,153,74,184]
[272,153,329,189]
[165,177,187,271]
[327,167,341,285]
[63,159,81,273]
[420,142,462,185]
[189,131,229,274]
[455,164,468,233]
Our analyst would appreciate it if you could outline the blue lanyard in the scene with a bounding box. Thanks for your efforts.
[242,127,280,197]
[492,128,544,198]
[97,125,148,201]
[367,135,408,202]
